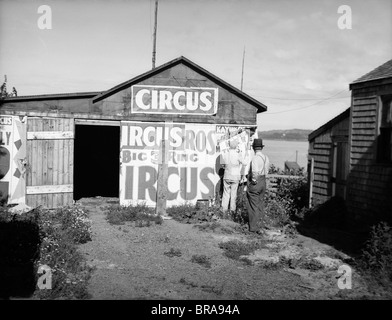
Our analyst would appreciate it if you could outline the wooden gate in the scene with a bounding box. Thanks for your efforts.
[26,117,74,208]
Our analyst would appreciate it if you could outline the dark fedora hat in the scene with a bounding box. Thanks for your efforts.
[252,138,265,148]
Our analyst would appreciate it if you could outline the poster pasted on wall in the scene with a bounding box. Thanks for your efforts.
[0,115,26,204]
[119,121,254,207]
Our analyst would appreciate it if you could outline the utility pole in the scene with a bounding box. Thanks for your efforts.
[240,46,245,91]
[152,0,158,69]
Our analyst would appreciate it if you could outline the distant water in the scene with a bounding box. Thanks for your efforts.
[263,139,309,170]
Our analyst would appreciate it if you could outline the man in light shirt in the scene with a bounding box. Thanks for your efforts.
[221,138,245,218]
[246,138,270,233]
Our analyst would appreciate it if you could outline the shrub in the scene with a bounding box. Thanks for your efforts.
[263,173,308,229]
[360,221,392,286]
[273,175,309,217]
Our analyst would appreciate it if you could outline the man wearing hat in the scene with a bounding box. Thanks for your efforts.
[246,138,270,234]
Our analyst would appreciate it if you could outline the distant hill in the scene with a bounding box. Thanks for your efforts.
[258,129,312,141]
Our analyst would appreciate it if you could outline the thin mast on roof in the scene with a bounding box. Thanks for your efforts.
[152,0,158,69]
[241,46,246,90]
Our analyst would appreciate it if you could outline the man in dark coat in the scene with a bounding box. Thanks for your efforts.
[246,138,270,233]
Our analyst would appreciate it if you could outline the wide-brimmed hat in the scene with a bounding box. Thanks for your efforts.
[252,138,264,148]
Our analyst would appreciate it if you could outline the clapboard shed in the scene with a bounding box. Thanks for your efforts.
[0,56,268,209]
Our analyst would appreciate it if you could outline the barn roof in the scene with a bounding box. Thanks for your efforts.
[308,107,350,141]
[1,56,268,114]
[284,161,301,171]
[350,59,392,85]
[1,91,100,102]
[91,56,268,113]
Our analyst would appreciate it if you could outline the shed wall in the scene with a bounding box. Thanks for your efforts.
[347,82,392,224]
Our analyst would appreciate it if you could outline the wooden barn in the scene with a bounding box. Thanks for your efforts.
[308,58,392,226]
[0,56,267,209]
[308,108,350,206]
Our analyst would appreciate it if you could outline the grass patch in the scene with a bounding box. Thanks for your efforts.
[190,254,211,268]
[164,248,182,258]
[219,239,269,261]
[193,221,235,234]
[105,203,163,226]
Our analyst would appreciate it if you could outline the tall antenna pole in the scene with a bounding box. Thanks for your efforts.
[240,46,246,90]
[152,0,158,69]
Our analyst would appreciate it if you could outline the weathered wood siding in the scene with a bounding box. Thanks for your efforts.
[309,114,349,206]
[347,82,392,223]
[309,130,332,205]
[94,63,258,125]
[26,117,74,208]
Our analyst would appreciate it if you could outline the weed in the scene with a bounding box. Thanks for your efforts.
[201,284,224,295]
[105,203,162,227]
[193,221,234,234]
[179,278,198,288]
[191,254,211,268]
[278,255,324,271]
[359,221,392,287]
[167,203,217,224]
[240,257,254,266]
[258,260,281,270]
[219,239,268,260]
[164,248,182,258]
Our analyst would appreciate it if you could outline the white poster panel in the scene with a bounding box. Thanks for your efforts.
[120,121,220,207]
[216,125,254,175]
[0,115,26,204]
[131,85,218,115]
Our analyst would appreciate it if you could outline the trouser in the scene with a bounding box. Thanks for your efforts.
[221,179,239,213]
[246,175,266,232]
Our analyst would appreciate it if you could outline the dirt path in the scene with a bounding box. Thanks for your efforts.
[77,198,377,300]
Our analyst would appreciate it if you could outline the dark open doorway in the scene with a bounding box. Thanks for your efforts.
[74,124,120,200]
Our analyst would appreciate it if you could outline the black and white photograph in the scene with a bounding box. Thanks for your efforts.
[0,0,391,306]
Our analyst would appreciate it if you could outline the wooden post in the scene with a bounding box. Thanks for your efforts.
[155,121,171,216]
[156,139,168,215]
[241,46,245,91]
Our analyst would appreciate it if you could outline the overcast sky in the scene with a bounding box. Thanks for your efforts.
[0,0,391,131]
